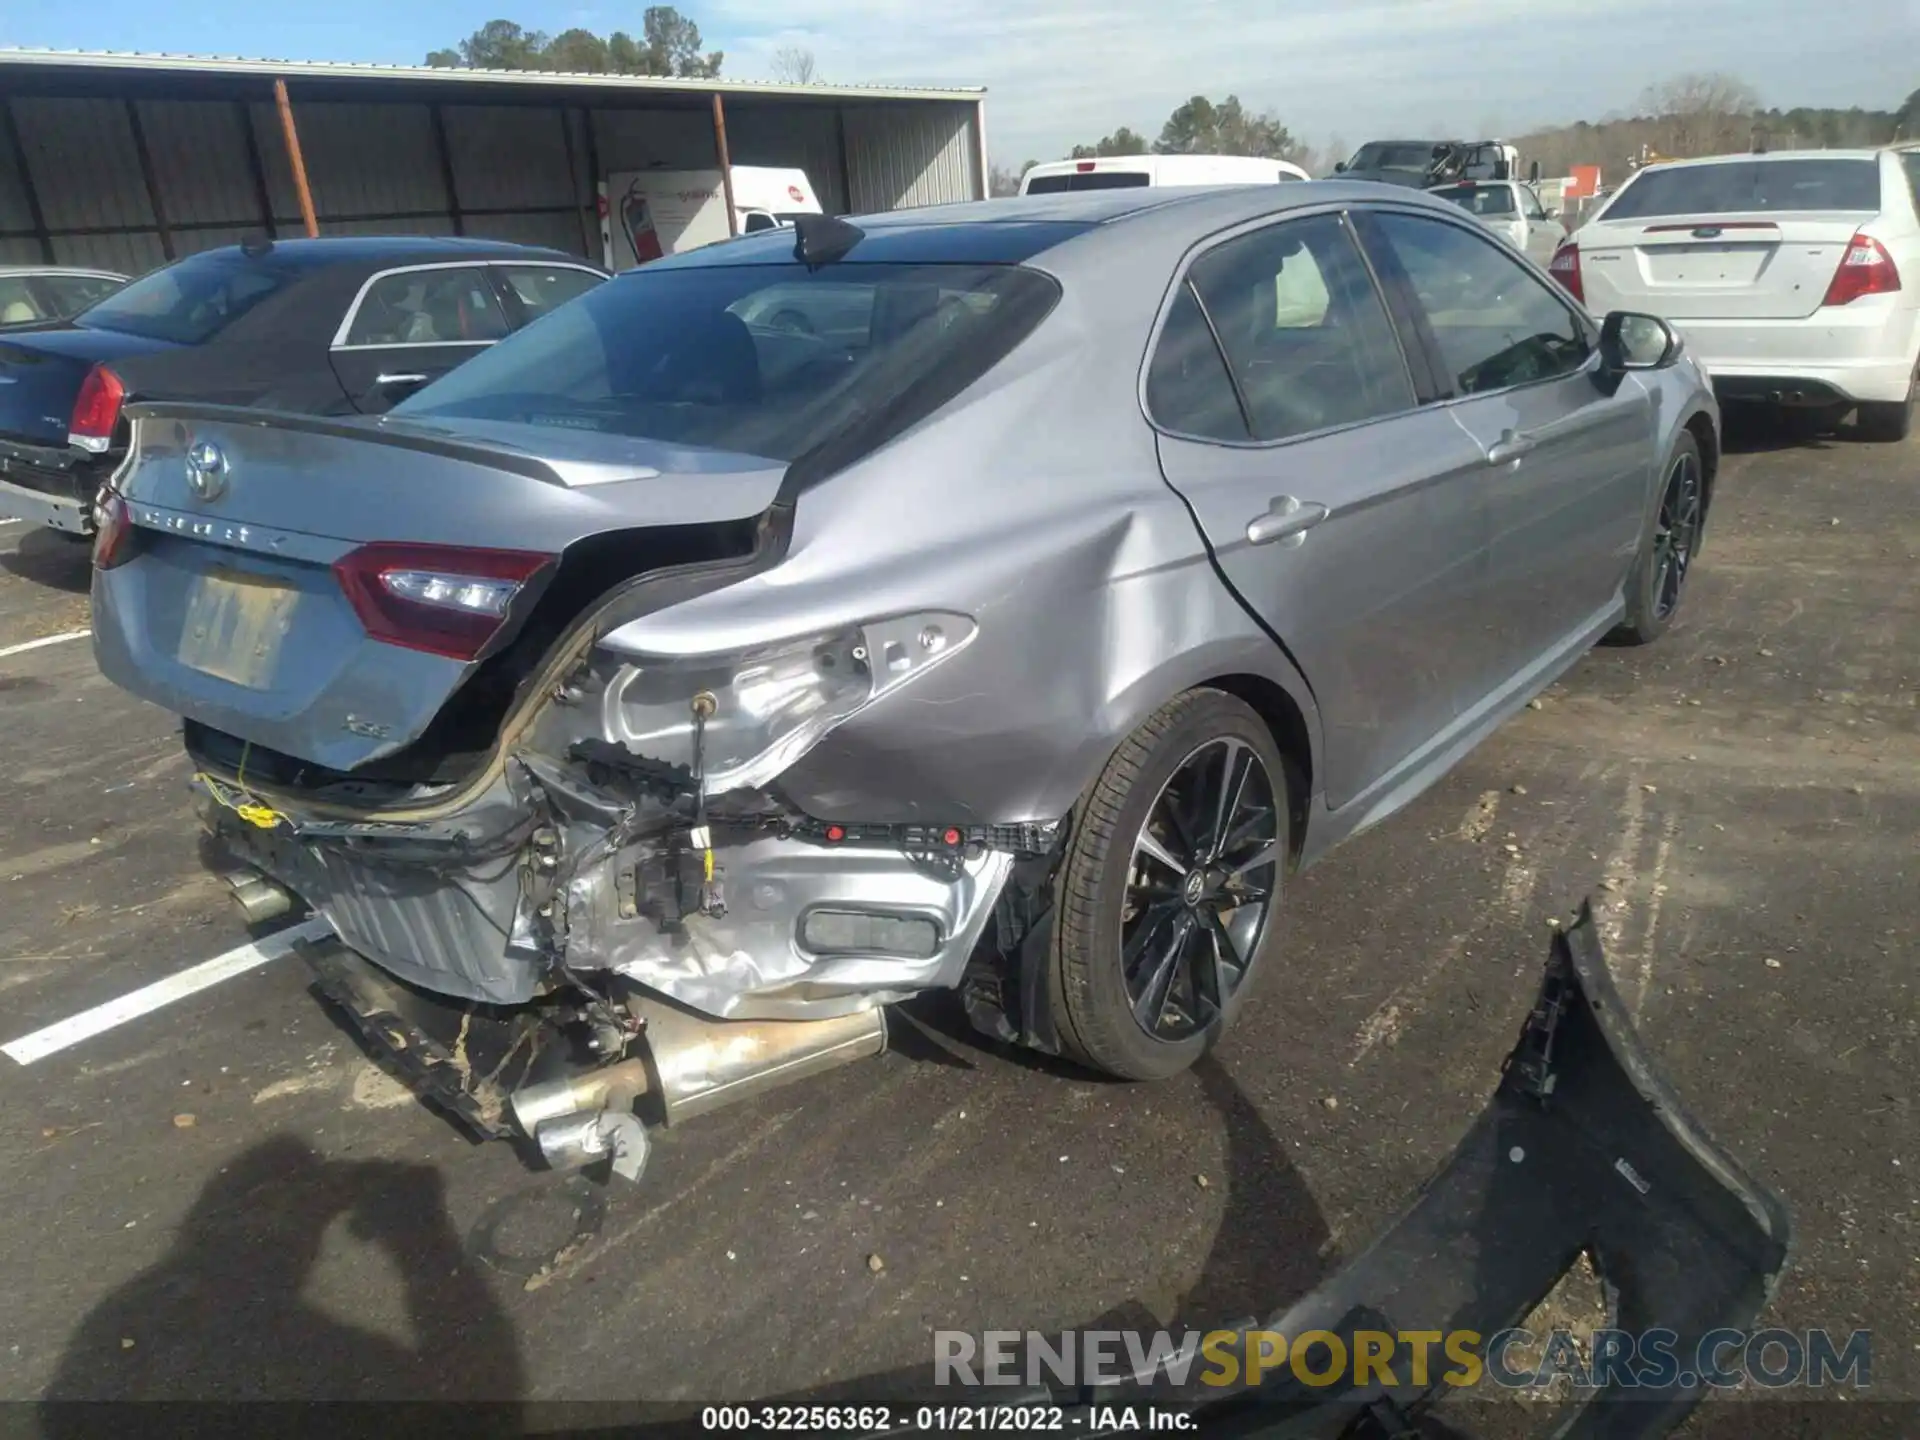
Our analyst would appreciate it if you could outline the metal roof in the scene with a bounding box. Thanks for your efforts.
[0,48,985,103]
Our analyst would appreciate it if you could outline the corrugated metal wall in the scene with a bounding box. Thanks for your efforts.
[843,101,981,213]
[0,82,982,277]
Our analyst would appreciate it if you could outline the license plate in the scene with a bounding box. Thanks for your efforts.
[176,568,300,689]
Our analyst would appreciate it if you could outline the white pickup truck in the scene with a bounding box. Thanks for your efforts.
[1426,178,1569,267]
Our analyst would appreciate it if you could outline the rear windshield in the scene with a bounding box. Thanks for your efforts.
[77,249,300,344]
[1602,159,1881,220]
[1349,143,1434,172]
[1431,183,1517,216]
[395,261,1060,469]
[1025,171,1151,193]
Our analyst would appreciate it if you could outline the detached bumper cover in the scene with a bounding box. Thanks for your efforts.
[890,903,1791,1440]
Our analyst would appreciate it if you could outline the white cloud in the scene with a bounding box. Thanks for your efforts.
[709,0,1916,163]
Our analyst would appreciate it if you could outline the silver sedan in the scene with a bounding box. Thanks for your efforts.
[92,182,1716,1116]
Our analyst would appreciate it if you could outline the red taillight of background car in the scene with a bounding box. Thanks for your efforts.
[1547,241,1583,303]
[1822,233,1900,307]
[333,543,553,661]
[91,488,133,570]
[68,364,125,453]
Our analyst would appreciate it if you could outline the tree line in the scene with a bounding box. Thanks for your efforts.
[425,12,725,78]
[996,74,1920,195]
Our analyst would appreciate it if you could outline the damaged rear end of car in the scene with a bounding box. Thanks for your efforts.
[91,239,1067,1174]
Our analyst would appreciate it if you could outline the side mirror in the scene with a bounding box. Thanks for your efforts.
[1334,160,1347,173]
[1599,311,1681,378]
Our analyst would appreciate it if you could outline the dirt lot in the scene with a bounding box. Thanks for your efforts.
[0,416,1914,1432]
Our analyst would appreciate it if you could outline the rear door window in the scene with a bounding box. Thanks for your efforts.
[341,266,510,347]
[1369,212,1591,396]
[1602,159,1881,219]
[1182,212,1415,442]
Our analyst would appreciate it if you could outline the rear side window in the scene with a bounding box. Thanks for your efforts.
[42,274,124,318]
[496,265,604,324]
[343,267,510,347]
[1370,212,1590,396]
[1431,183,1517,217]
[396,261,1059,470]
[76,250,299,344]
[1024,171,1151,194]
[1602,159,1881,219]
[1146,284,1248,441]
[1183,213,1414,442]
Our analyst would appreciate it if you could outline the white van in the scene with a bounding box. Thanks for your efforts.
[1019,154,1310,195]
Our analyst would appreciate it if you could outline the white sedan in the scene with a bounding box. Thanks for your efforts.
[1549,148,1920,441]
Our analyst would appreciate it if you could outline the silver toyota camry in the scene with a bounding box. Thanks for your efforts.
[92,184,1718,1168]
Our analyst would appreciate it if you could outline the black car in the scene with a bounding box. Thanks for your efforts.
[0,236,606,537]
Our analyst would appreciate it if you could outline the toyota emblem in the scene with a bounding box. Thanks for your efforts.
[184,439,228,502]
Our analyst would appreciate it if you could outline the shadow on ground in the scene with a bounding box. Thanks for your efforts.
[41,1135,524,1420]
[0,526,93,593]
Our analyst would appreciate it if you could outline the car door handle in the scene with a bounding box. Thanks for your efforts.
[1245,496,1329,547]
[375,372,429,387]
[1485,428,1539,465]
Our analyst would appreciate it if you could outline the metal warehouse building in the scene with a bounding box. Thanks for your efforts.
[0,50,988,273]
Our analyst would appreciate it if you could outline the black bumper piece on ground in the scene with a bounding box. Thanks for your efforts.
[1064,900,1794,1438]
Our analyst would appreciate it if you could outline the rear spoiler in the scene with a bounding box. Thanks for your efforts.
[598,903,1790,1440]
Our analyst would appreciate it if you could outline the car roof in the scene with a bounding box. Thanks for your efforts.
[644,183,1473,274]
[866,181,1466,237]
[177,236,597,272]
[1638,149,1886,172]
[0,264,125,277]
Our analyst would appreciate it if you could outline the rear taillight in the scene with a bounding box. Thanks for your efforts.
[333,543,552,661]
[68,364,125,453]
[1547,241,1583,303]
[1822,233,1900,307]
[92,488,133,571]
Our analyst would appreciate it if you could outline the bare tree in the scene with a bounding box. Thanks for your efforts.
[1638,72,1762,158]
[770,45,818,84]
[989,162,1024,197]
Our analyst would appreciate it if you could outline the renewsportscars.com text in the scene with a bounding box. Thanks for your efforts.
[934,1327,1872,1391]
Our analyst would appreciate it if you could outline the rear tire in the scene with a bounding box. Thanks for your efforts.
[1611,430,1705,647]
[1048,689,1288,1081]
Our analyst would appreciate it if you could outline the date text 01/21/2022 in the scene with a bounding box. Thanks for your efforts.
[698,1405,1196,1432]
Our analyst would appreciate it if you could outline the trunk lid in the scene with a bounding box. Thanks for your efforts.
[1578,213,1863,320]
[0,326,176,447]
[92,404,786,773]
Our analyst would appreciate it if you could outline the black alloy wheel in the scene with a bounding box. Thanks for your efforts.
[1651,446,1704,622]
[1120,736,1281,1042]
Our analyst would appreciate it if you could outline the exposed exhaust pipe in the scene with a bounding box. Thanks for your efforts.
[225,870,294,926]
[509,1002,888,1181]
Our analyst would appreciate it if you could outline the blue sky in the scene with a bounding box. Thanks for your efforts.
[2,0,1913,165]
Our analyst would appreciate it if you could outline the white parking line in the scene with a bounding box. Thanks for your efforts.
[2,917,332,1066]
[0,518,21,528]
[0,629,90,661]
